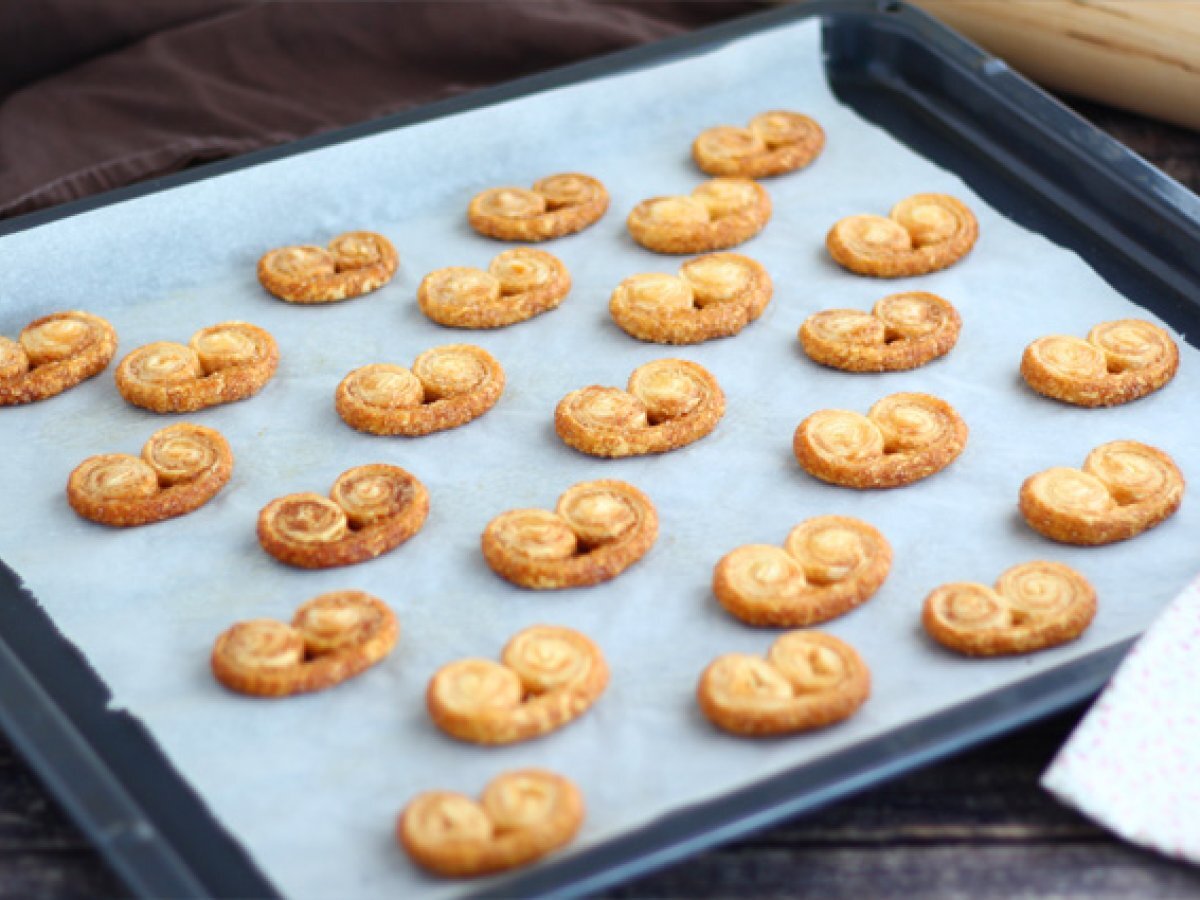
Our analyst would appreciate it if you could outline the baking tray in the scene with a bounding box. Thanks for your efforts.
[1,2,1199,897]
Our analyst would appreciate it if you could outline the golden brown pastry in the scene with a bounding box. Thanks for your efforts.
[826,194,978,277]
[482,480,658,589]
[799,292,961,372]
[336,344,504,436]
[468,173,609,242]
[1021,319,1178,407]
[67,423,233,526]
[257,464,429,568]
[427,625,608,745]
[713,517,891,627]
[418,249,571,328]
[555,358,724,457]
[793,392,967,489]
[627,177,771,254]
[0,311,117,406]
[398,770,584,878]
[1019,440,1184,545]
[115,321,278,413]
[257,231,398,303]
[923,561,1097,656]
[697,631,870,736]
[609,253,773,345]
[693,110,825,178]
[211,590,397,696]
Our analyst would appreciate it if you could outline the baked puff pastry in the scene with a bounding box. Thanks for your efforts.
[1021,319,1178,407]
[555,358,724,457]
[258,231,398,303]
[398,770,583,878]
[482,480,657,589]
[115,321,278,413]
[67,423,232,526]
[211,590,397,697]
[468,173,609,242]
[923,561,1097,656]
[336,344,504,436]
[826,194,978,277]
[1019,440,1184,545]
[799,292,961,372]
[609,253,772,345]
[793,392,967,488]
[714,517,891,627]
[697,631,870,736]
[418,249,570,328]
[258,464,429,568]
[428,625,608,745]
[627,178,771,254]
[693,110,825,178]
[0,311,117,406]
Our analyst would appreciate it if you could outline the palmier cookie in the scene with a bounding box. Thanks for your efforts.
[427,625,608,745]
[714,517,891,627]
[609,253,772,345]
[398,770,583,878]
[827,193,978,278]
[799,292,961,372]
[211,590,397,697]
[555,358,724,458]
[418,249,570,329]
[336,344,504,436]
[258,231,398,303]
[483,481,657,589]
[698,631,869,736]
[0,311,117,406]
[794,392,967,489]
[1019,440,1183,545]
[627,177,771,254]
[923,561,1096,656]
[258,464,429,569]
[1021,319,1178,407]
[116,321,278,413]
[468,173,608,242]
[67,423,232,527]
[693,110,825,178]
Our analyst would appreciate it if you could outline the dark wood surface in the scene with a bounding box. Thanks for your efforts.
[1,103,1198,900]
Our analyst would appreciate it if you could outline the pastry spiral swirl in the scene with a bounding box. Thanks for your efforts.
[693,110,825,178]
[697,631,870,736]
[555,358,725,457]
[627,177,772,254]
[67,423,233,526]
[1021,319,1178,407]
[397,769,584,878]
[258,231,398,303]
[609,253,773,344]
[468,173,609,242]
[418,249,571,328]
[1019,440,1184,545]
[0,311,117,406]
[714,516,892,626]
[923,561,1097,656]
[257,464,429,568]
[793,392,967,488]
[826,193,978,278]
[427,625,608,745]
[482,480,658,589]
[115,321,278,413]
[211,590,398,696]
[336,344,505,436]
[799,292,961,372]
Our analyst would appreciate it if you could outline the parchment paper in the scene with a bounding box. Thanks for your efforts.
[1,19,1198,899]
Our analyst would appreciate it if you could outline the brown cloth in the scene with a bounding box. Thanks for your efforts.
[0,1,763,220]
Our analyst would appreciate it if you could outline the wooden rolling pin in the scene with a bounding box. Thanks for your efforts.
[907,0,1200,131]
